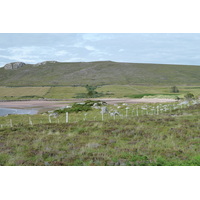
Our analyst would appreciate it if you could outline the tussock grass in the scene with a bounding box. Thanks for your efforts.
[0,103,200,166]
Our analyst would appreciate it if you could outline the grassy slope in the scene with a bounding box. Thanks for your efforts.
[1,61,200,86]
[1,85,200,100]
[0,87,50,98]
[0,102,200,166]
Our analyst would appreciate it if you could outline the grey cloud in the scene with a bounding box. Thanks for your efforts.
[1,33,200,66]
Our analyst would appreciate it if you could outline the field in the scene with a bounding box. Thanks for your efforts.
[0,87,50,100]
[44,86,87,99]
[0,100,200,166]
[0,85,200,100]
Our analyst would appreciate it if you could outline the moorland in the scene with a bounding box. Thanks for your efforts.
[0,61,200,166]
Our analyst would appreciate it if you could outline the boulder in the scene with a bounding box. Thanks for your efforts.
[4,62,25,70]
[100,106,108,114]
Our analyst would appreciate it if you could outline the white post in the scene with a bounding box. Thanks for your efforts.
[10,119,13,127]
[29,117,33,126]
[136,107,139,116]
[66,112,68,123]
[84,113,87,121]
[102,111,104,121]
[157,106,159,115]
[48,115,52,123]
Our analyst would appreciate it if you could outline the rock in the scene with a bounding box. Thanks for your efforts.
[86,143,101,148]
[109,111,120,116]
[93,106,101,109]
[4,62,25,70]
[44,161,50,166]
[109,139,116,144]
[115,161,121,166]
[35,61,58,66]
[114,160,127,166]
[100,106,108,114]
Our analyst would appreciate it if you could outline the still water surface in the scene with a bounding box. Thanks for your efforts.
[0,108,38,116]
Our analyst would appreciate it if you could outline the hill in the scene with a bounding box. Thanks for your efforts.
[0,61,200,86]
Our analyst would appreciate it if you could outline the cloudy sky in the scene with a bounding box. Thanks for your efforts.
[0,33,200,67]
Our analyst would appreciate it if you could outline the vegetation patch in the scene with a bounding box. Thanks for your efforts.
[125,93,179,99]
[0,101,200,166]
[54,100,106,114]
[74,85,105,98]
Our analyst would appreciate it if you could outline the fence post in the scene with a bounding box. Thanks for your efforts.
[48,115,52,123]
[126,107,129,118]
[66,112,68,123]
[10,119,13,127]
[102,111,104,121]
[29,117,33,126]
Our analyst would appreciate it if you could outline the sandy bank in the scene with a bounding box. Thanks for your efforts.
[0,98,176,111]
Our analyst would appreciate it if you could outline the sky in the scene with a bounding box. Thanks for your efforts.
[1,33,200,67]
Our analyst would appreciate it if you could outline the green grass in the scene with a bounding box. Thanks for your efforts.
[44,86,87,99]
[0,87,50,100]
[0,101,200,166]
[1,85,199,100]
[1,61,200,86]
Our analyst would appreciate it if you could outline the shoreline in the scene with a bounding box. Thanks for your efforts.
[0,98,177,111]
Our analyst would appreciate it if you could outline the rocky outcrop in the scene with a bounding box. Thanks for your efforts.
[4,62,25,70]
[34,61,58,66]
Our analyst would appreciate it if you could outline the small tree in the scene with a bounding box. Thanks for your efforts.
[85,85,98,97]
[184,93,194,101]
[170,86,179,93]
[74,85,104,98]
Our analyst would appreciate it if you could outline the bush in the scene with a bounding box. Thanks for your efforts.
[54,100,107,113]
[55,103,91,113]
[170,86,179,93]
[184,93,194,100]
[84,100,106,106]
[74,85,104,98]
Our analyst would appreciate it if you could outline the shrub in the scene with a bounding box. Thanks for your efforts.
[184,93,194,100]
[55,103,91,113]
[170,86,179,93]
[74,85,104,98]
[54,100,107,113]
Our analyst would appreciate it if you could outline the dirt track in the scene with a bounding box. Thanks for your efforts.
[0,98,176,111]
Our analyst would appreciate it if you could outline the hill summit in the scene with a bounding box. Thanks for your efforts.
[4,62,25,70]
[0,61,200,86]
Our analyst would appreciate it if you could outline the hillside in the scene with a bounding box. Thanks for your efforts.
[0,61,200,86]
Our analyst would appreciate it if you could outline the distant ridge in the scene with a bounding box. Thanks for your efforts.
[0,61,200,86]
